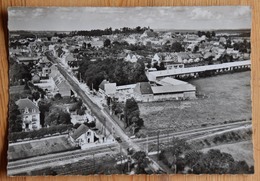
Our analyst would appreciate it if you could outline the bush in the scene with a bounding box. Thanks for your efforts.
[9,124,73,143]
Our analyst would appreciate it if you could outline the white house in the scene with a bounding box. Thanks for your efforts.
[15,98,41,131]
[125,53,141,63]
[69,124,106,149]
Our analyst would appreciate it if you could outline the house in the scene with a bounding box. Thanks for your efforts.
[98,80,116,99]
[32,74,41,83]
[15,98,41,131]
[69,124,106,149]
[133,82,154,102]
[140,29,157,38]
[125,53,140,63]
[52,74,72,97]
[16,57,41,65]
[104,83,117,97]
[176,52,190,63]
[39,66,51,78]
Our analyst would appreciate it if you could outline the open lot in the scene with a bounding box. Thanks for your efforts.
[8,136,77,160]
[201,141,254,166]
[139,71,251,133]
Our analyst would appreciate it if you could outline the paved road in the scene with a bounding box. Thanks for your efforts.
[45,52,163,172]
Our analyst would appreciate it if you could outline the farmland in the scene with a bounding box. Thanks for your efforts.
[139,71,251,134]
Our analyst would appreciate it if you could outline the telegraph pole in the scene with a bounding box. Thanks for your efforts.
[93,153,95,174]
[146,135,149,154]
[157,130,160,155]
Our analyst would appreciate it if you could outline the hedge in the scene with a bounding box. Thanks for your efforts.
[9,124,73,143]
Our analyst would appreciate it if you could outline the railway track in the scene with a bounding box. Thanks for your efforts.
[8,120,250,175]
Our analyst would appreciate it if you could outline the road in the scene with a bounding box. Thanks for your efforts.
[45,52,162,172]
[8,120,250,175]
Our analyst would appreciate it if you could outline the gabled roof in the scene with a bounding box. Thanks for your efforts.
[16,98,39,112]
[71,124,89,140]
[99,79,110,91]
[134,82,153,95]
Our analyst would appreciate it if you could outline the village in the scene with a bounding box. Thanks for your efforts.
[7,26,253,175]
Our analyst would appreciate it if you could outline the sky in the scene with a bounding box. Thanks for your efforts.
[8,6,251,31]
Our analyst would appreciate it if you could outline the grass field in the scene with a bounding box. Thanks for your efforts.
[8,136,77,160]
[139,71,251,133]
[201,141,254,166]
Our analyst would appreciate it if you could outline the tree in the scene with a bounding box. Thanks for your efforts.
[132,151,150,174]
[193,149,236,174]
[206,31,211,38]
[9,100,23,132]
[198,31,202,37]
[193,45,199,53]
[172,42,184,52]
[170,137,191,158]
[44,108,71,126]
[104,39,111,47]
[38,100,52,127]
[211,31,216,37]
[54,93,62,100]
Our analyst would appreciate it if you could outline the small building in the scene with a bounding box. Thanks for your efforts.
[125,53,140,63]
[133,82,154,102]
[32,74,41,83]
[15,98,41,131]
[52,74,72,97]
[69,124,106,149]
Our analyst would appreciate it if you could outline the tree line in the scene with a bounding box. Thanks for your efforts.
[78,58,148,90]
[69,26,150,37]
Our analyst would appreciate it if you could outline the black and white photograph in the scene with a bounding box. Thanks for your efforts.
[7,6,253,175]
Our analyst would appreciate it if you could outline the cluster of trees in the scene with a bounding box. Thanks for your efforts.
[9,99,23,132]
[9,57,31,86]
[124,98,144,134]
[69,99,86,115]
[44,107,71,127]
[197,31,216,38]
[78,58,148,90]
[159,137,254,174]
[231,39,251,53]
[69,26,149,37]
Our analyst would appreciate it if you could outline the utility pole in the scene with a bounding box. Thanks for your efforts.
[93,153,95,174]
[104,118,106,138]
[157,130,160,155]
[167,130,169,149]
[146,135,149,154]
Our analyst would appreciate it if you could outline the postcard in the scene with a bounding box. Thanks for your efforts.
[7,6,253,175]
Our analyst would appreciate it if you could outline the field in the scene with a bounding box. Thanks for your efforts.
[139,71,251,133]
[8,136,77,160]
[201,141,254,166]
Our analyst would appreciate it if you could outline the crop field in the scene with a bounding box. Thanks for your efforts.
[8,136,77,160]
[139,71,251,134]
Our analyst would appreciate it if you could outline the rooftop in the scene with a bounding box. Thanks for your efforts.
[71,124,89,140]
